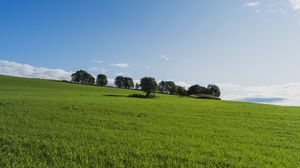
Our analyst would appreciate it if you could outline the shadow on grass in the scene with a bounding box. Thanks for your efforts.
[104,94,127,97]
[128,94,156,99]
[104,94,157,99]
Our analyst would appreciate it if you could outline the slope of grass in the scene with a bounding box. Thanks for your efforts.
[0,75,300,167]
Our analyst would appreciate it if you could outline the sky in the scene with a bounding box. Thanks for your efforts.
[1,0,300,106]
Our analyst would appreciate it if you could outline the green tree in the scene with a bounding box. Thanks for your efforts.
[71,70,95,85]
[123,77,134,89]
[158,81,176,94]
[114,76,124,88]
[166,81,176,94]
[207,84,221,97]
[140,77,157,97]
[176,85,187,96]
[158,81,167,93]
[96,74,108,86]
[114,76,134,89]
[187,85,207,95]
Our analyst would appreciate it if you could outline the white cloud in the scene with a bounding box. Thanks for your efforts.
[217,83,241,91]
[110,63,129,68]
[93,60,103,64]
[244,1,260,8]
[0,60,71,80]
[175,81,193,89]
[145,66,151,69]
[107,78,115,86]
[220,82,300,106]
[160,55,170,61]
[290,0,300,10]
[254,0,299,13]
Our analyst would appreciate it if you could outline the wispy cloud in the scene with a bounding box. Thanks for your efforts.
[93,60,103,64]
[0,60,71,80]
[175,81,193,89]
[110,63,129,68]
[88,67,109,74]
[244,1,260,8]
[160,55,170,61]
[290,0,300,10]
[246,1,299,13]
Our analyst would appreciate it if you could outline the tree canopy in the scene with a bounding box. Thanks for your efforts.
[114,76,134,89]
[140,77,157,97]
[187,85,207,95]
[207,84,221,97]
[71,70,95,85]
[176,86,187,96]
[123,77,134,89]
[114,76,124,88]
[158,81,176,94]
[96,74,108,86]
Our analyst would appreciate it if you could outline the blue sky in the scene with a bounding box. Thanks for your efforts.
[1,0,300,105]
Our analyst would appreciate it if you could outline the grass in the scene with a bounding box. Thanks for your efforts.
[0,75,300,167]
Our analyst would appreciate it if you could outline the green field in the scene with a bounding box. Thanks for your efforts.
[0,75,300,167]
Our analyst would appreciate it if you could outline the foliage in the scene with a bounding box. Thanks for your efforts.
[123,77,134,89]
[114,76,134,89]
[70,71,221,97]
[71,70,95,85]
[96,74,108,86]
[187,84,221,97]
[187,84,208,95]
[158,81,176,94]
[207,84,221,97]
[176,85,187,96]
[114,76,124,88]
[140,77,157,97]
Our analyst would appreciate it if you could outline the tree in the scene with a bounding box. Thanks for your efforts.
[123,77,134,89]
[71,70,95,85]
[158,81,176,94]
[140,77,157,97]
[207,84,221,97]
[166,81,176,94]
[158,81,167,93]
[114,76,124,88]
[176,85,187,96]
[187,84,207,95]
[114,76,134,89]
[96,74,108,86]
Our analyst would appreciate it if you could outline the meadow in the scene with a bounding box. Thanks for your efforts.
[0,75,300,167]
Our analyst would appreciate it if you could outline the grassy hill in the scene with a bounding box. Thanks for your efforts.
[0,75,300,167]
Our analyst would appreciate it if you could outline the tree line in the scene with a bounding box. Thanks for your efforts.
[70,70,221,98]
